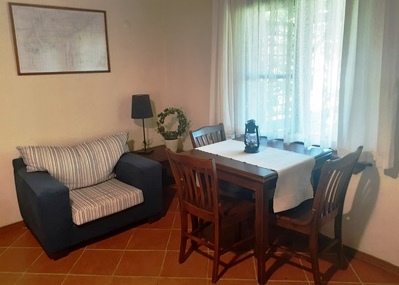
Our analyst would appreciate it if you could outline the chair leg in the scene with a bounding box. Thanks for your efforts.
[309,232,322,285]
[179,234,188,264]
[334,217,346,268]
[212,225,221,283]
[336,241,345,269]
[179,213,189,263]
[190,215,200,249]
[234,221,242,242]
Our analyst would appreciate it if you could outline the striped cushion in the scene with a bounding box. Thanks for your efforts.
[69,178,144,225]
[17,133,128,190]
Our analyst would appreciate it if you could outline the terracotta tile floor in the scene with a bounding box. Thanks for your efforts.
[1,186,399,285]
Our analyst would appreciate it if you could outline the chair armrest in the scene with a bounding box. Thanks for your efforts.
[13,158,72,255]
[114,153,163,213]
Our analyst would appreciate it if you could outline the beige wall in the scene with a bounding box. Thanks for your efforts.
[342,168,399,267]
[1,0,398,270]
[0,0,212,226]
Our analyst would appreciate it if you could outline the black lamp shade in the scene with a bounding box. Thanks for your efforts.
[131,94,153,119]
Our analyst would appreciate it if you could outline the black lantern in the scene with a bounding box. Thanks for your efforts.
[244,119,260,153]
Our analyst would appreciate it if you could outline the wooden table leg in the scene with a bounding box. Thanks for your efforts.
[255,182,268,284]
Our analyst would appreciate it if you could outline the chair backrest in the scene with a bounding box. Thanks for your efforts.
[190,123,226,148]
[166,149,220,221]
[313,146,363,226]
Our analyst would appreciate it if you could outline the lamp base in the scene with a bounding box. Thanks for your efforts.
[135,148,154,154]
[244,146,259,153]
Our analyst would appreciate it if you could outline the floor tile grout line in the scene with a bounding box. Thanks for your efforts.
[21,246,44,284]
[158,214,176,277]
[2,195,399,284]
[157,233,170,279]
[8,228,29,248]
[25,249,44,271]
[109,229,134,279]
[250,250,260,283]
[297,257,312,285]
[348,260,365,285]
[3,246,396,285]
[62,244,86,284]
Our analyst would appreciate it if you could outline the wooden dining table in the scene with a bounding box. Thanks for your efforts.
[185,138,332,284]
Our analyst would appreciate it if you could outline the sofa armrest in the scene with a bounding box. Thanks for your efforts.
[13,158,72,256]
[114,153,163,215]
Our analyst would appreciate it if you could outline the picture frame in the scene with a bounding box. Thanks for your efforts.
[9,3,111,75]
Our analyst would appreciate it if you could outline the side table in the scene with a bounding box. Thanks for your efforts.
[134,145,174,186]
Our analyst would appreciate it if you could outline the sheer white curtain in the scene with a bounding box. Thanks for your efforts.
[338,0,398,168]
[210,0,345,147]
[211,0,398,169]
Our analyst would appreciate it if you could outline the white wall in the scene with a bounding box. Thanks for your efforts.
[1,0,398,270]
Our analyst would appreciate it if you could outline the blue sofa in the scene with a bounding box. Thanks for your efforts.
[12,134,163,259]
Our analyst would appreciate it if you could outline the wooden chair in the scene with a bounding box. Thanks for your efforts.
[268,146,363,285]
[190,123,253,201]
[190,123,226,148]
[166,149,255,283]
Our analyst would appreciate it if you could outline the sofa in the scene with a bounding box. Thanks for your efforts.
[12,132,163,259]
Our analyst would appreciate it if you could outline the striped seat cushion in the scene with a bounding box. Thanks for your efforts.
[17,133,128,190]
[70,178,144,225]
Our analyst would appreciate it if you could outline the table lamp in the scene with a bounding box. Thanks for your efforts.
[131,94,154,154]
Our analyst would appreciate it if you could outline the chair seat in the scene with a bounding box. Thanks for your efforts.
[272,199,314,227]
[219,180,254,200]
[220,194,255,224]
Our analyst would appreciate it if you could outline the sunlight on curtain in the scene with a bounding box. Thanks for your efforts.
[211,0,398,169]
[338,0,398,169]
[210,0,345,148]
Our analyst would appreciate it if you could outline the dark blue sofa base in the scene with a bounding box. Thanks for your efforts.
[13,152,163,259]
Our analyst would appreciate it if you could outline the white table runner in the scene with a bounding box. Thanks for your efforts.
[197,140,315,212]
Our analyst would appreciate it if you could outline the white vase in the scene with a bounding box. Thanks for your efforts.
[164,138,179,152]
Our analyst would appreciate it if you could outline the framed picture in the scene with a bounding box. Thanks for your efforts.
[9,3,111,75]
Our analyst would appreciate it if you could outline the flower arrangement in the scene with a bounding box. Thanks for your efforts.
[155,107,190,140]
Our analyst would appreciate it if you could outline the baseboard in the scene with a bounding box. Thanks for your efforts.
[344,245,399,275]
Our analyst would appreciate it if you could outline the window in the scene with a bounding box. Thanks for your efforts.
[212,0,398,169]
[243,2,295,137]
[213,0,345,148]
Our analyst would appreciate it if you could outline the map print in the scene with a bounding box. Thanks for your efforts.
[11,5,109,74]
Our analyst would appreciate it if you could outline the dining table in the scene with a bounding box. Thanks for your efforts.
[185,137,332,284]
